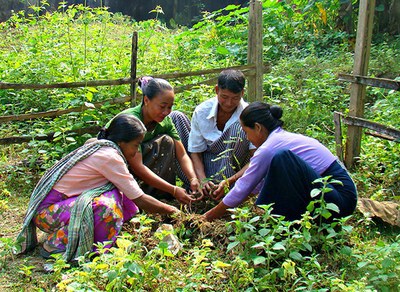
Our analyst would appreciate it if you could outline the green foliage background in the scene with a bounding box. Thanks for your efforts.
[0,0,399,290]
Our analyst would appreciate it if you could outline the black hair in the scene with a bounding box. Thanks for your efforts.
[240,101,284,132]
[138,77,173,105]
[98,114,146,143]
[217,69,245,93]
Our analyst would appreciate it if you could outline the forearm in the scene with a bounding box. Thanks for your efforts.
[179,154,198,181]
[204,201,229,221]
[190,152,206,180]
[175,141,197,181]
[134,194,177,214]
[227,163,250,185]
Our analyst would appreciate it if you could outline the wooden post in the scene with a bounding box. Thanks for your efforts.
[333,111,344,161]
[344,0,375,168]
[130,31,138,106]
[247,0,263,101]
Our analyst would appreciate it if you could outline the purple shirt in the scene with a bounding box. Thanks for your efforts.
[223,127,337,207]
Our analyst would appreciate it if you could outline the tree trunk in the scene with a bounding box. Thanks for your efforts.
[338,1,354,34]
[388,0,400,34]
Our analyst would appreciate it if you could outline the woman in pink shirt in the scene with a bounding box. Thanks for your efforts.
[17,114,178,261]
[205,102,357,221]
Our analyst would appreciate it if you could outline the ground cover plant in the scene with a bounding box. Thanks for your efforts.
[0,1,399,291]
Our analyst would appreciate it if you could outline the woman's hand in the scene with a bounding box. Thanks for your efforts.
[168,205,181,215]
[134,194,181,215]
[189,178,204,201]
[210,180,227,201]
[201,181,217,197]
[173,186,195,205]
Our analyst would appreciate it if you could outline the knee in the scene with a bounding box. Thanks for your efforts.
[169,110,189,123]
[93,195,123,221]
[159,134,174,146]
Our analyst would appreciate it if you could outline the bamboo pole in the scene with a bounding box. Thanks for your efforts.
[0,96,132,123]
[247,0,263,101]
[0,126,101,145]
[345,0,375,168]
[338,73,400,91]
[130,31,138,106]
[0,65,270,124]
[0,64,266,91]
[333,112,344,161]
[0,78,133,90]
[342,115,400,141]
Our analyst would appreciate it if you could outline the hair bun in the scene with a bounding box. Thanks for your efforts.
[97,128,107,139]
[138,76,153,92]
[270,105,283,119]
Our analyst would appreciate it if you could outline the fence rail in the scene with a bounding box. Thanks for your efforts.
[0,63,269,145]
[0,64,268,124]
[338,74,400,91]
[333,111,400,161]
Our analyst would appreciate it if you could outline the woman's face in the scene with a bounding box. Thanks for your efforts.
[119,134,144,160]
[240,122,268,148]
[143,90,174,123]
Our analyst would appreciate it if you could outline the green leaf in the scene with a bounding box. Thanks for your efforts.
[107,270,118,282]
[321,209,332,219]
[66,137,76,142]
[249,216,260,224]
[251,242,265,249]
[85,91,93,102]
[382,258,394,268]
[258,228,270,237]
[329,179,343,186]
[307,201,315,212]
[357,261,369,269]
[227,241,240,251]
[322,187,332,193]
[310,188,321,198]
[340,246,352,256]
[225,4,240,11]
[272,242,286,251]
[326,203,340,213]
[253,256,266,265]
[216,46,230,55]
[375,4,385,12]
[289,251,303,261]
[128,263,142,274]
[302,242,312,252]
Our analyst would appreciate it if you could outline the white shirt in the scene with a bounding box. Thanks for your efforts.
[188,96,250,153]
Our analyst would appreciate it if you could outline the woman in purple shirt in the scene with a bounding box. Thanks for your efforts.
[205,102,357,221]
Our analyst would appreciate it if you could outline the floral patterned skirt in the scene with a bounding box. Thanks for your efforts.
[33,188,138,252]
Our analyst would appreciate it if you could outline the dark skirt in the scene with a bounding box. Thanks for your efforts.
[256,149,357,221]
[139,134,177,200]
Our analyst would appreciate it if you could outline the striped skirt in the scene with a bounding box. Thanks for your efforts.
[170,111,251,183]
